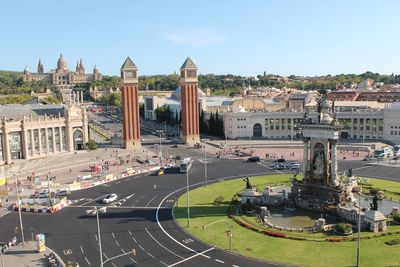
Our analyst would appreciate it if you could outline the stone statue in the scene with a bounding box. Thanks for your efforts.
[244,176,252,189]
[314,151,325,177]
[347,166,353,178]
[370,195,378,211]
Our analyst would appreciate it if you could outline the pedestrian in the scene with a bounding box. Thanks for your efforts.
[12,236,17,246]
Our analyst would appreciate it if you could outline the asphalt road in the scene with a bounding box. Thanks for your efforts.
[0,150,399,267]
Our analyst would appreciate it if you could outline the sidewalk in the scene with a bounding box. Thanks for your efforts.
[4,147,159,194]
[2,241,60,267]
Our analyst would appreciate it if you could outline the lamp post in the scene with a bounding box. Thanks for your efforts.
[15,177,25,244]
[203,144,208,188]
[356,180,362,267]
[186,168,190,227]
[0,244,4,267]
[95,207,104,267]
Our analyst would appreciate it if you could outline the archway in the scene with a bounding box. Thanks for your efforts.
[73,130,84,150]
[253,123,262,137]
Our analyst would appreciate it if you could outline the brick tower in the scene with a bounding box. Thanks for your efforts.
[180,57,200,145]
[120,57,141,149]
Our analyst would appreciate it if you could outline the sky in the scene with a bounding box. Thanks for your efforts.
[1,0,400,76]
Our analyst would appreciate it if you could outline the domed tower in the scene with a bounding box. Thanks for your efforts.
[180,57,200,145]
[120,57,141,150]
[93,65,101,80]
[37,59,44,74]
[56,54,68,72]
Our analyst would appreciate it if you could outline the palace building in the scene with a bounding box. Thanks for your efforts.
[22,54,102,89]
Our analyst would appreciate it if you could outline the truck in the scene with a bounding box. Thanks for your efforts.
[373,146,393,159]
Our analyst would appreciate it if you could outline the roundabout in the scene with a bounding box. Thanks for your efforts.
[173,173,400,267]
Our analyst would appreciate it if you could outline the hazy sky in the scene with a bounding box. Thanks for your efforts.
[1,0,400,76]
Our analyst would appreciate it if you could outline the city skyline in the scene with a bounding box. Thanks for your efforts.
[1,0,400,76]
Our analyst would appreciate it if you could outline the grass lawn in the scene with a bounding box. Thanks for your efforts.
[174,174,400,267]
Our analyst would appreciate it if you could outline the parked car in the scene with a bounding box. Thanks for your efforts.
[272,162,286,170]
[277,158,286,163]
[102,194,118,204]
[247,156,260,162]
[156,168,165,176]
[38,191,49,198]
[56,190,71,197]
[175,155,182,160]
[287,162,300,170]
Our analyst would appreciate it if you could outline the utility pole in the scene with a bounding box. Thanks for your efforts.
[356,182,362,267]
[96,207,104,267]
[186,169,190,227]
[204,145,207,188]
[15,178,25,244]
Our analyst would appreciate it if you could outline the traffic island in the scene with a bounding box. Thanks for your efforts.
[174,174,400,267]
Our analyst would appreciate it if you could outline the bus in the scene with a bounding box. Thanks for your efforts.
[180,158,192,173]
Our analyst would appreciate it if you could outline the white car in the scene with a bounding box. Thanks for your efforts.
[102,194,118,204]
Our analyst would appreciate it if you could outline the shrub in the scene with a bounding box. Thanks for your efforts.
[335,223,352,234]
[393,213,400,224]
[231,195,240,204]
[385,238,400,245]
[213,196,224,205]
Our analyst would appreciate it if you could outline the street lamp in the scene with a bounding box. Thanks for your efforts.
[356,179,362,267]
[203,143,208,188]
[94,207,104,267]
[10,170,25,246]
[186,168,190,227]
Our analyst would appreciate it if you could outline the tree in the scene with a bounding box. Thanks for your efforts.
[86,140,98,150]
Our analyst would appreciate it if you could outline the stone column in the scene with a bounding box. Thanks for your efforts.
[58,127,63,151]
[331,140,338,185]
[30,129,35,157]
[2,124,11,164]
[38,128,42,155]
[303,138,309,176]
[44,128,49,155]
[52,127,56,153]
[21,125,28,160]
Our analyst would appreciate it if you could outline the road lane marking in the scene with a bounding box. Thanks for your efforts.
[138,244,145,251]
[80,245,84,254]
[95,234,98,241]
[129,257,137,264]
[147,252,155,259]
[112,232,116,238]
[145,195,158,207]
[129,230,137,242]
[145,228,184,260]
[79,194,109,206]
[102,252,109,260]
[111,263,117,267]
[115,240,120,247]
[168,247,214,267]
[160,260,168,266]
[257,162,284,174]
[85,256,91,265]
[215,259,224,264]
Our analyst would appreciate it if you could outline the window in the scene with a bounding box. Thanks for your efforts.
[41,129,46,153]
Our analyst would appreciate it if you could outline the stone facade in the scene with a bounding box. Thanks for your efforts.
[0,105,88,165]
[22,55,102,90]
